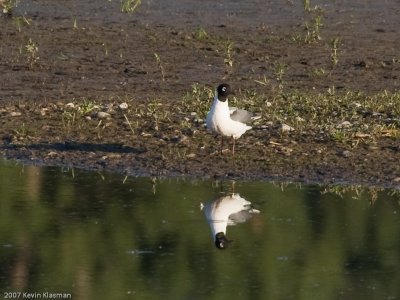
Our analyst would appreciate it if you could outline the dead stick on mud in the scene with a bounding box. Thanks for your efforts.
[124,114,135,135]
[154,52,166,81]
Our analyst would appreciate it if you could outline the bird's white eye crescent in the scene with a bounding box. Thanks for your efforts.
[222,87,226,92]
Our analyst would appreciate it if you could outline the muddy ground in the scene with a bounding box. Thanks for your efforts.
[0,0,399,188]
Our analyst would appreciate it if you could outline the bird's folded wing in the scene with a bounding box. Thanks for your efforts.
[230,108,253,124]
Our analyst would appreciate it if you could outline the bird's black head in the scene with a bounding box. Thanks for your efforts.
[215,232,232,250]
[216,83,234,102]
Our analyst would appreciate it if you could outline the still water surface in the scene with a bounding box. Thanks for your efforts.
[0,160,399,299]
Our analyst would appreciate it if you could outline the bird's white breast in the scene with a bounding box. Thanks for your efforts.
[206,97,251,139]
[202,194,253,237]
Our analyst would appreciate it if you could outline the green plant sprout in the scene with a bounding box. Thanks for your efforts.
[195,27,208,40]
[273,61,288,88]
[331,37,340,66]
[13,16,30,32]
[25,38,39,67]
[1,0,19,14]
[224,42,234,67]
[121,0,141,14]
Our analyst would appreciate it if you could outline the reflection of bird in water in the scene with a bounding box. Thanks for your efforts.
[201,193,260,250]
[206,83,259,155]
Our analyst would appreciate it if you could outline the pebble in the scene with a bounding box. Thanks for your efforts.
[10,112,22,117]
[336,121,352,128]
[97,112,111,119]
[354,132,371,138]
[367,145,380,150]
[40,108,48,116]
[66,102,75,108]
[280,123,294,132]
[119,102,129,110]
[341,150,352,158]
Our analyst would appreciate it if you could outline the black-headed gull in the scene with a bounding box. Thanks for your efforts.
[201,193,260,249]
[206,83,257,155]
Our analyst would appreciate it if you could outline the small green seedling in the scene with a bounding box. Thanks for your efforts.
[121,0,141,14]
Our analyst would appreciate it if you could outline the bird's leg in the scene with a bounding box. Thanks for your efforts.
[232,137,236,156]
[220,136,224,154]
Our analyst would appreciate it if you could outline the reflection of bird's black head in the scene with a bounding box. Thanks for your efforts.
[216,83,234,102]
[215,232,231,250]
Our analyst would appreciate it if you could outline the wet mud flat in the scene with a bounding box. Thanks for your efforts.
[0,0,399,187]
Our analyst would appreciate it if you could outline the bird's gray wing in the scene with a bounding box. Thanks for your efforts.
[230,108,253,124]
[228,208,260,225]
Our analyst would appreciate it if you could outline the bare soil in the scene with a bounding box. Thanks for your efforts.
[0,0,399,187]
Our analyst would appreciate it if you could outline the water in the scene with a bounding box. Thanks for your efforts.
[0,160,399,300]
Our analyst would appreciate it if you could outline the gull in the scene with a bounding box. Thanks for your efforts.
[206,83,258,155]
[201,193,260,250]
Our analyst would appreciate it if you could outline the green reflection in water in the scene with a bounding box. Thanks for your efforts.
[0,160,399,300]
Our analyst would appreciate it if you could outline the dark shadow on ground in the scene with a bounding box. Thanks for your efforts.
[1,142,147,154]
